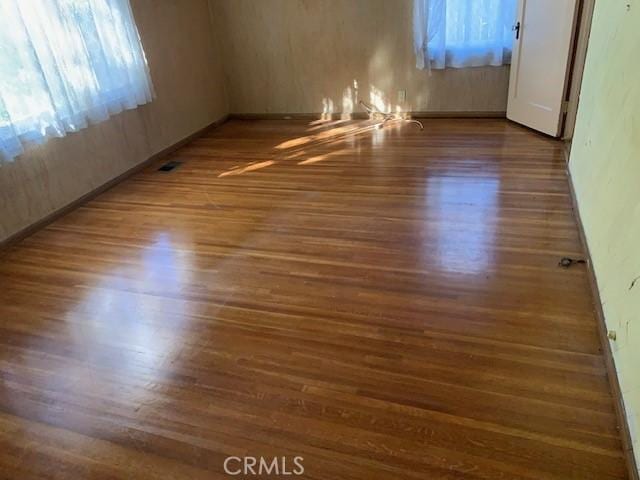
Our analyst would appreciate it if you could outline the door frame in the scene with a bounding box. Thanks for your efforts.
[562,0,596,142]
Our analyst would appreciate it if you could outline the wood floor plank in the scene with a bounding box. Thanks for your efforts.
[0,119,628,478]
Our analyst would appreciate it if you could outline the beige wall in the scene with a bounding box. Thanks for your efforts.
[211,0,510,114]
[0,0,228,242]
[569,1,640,470]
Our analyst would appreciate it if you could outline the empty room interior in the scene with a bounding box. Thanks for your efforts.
[1,0,639,478]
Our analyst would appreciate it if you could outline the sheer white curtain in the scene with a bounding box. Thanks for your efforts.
[414,0,517,70]
[0,0,154,163]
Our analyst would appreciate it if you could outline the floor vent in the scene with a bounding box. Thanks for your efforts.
[158,160,182,172]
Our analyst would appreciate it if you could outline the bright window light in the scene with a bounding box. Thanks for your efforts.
[0,0,154,162]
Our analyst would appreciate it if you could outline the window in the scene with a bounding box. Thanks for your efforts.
[413,0,518,70]
[0,0,154,162]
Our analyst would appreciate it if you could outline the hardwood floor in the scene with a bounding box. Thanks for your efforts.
[0,118,628,479]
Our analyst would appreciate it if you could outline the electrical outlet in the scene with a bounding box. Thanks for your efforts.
[397,90,406,103]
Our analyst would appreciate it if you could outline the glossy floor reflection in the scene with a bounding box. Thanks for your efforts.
[0,119,628,479]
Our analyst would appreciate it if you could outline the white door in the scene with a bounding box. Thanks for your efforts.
[507,0,579,137]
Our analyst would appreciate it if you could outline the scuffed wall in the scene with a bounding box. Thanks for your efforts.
[569,0,640,470]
